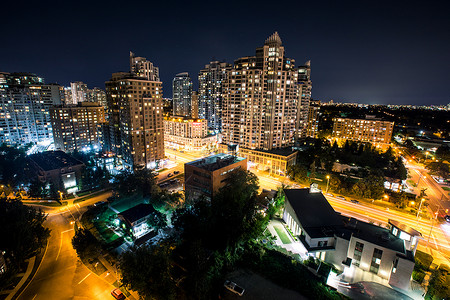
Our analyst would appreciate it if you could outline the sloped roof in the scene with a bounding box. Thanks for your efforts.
[118,203,156,224]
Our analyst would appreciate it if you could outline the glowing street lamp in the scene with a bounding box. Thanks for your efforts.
[326,175,330,193]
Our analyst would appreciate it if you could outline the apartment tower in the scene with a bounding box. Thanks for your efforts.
[172,72,192,117]
[198,61,232,132]
[105,54,164,170]
[222,32,301,150]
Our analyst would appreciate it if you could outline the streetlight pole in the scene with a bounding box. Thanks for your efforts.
[427,212,438,246]
[326,175,330,193]
[416,174,426,186]
[416,198,425,226]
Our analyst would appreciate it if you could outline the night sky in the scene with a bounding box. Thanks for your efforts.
[1,0,449,105]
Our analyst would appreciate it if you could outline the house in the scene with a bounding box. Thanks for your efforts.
[118,204,157,240]
[28,151,85,194]
[283,187,421,291]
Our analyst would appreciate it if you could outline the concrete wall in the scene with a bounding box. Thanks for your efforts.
[388,257,414,290]
[325,237,350,270]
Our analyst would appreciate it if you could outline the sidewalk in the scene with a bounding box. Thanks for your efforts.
[3,256,35,300]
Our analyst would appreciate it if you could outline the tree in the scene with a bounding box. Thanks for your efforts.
[147,209,167,231]
[120,243,176,300]
[72,228,101,259]
[28,180,47,198]
[0,198,50,268]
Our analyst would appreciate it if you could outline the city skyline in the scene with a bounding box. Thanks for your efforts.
[1,1,449,106]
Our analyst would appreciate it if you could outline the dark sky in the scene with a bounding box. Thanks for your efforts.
[1,0,449,105]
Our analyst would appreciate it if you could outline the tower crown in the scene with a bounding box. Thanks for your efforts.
[265,31,282,46]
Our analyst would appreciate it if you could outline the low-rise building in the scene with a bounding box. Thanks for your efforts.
[28,151,85,194]
[283,187,420,291]
[332,116,394,149]
[219,143,297,176]
[118,203,157,240]
[184,153,247,201]
[164,116,218,152]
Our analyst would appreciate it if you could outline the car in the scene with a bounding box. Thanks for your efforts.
[336,196,346,200]
[111,288,126,299]
[224,280,245,296]
[94,201,107,206]
[326,193,334,197]
[174,170,180,175]
[167,173,173,178]
[169,179,177,184]
[350,199,360,204]
[445,215,450,222]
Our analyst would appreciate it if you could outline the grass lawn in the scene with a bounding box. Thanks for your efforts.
[442,186,450,191]
[274,226,291,244]
[25,201,68,207]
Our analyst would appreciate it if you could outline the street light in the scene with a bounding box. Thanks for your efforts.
[326,175,330,193]
[416,174,426,186]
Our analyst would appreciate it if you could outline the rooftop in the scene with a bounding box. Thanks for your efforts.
[389,219,422,237]
[118,203,156,224]
[29,151,84,171]
[284,188,343,238]
[186,153,245,172]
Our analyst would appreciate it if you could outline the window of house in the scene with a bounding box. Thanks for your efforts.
[353,241,364,266]
[370,248,383,274]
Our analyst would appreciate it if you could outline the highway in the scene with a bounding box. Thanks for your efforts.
[19,192,122,300]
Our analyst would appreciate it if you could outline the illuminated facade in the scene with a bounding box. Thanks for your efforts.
[164,116,217,151]
[191,91,199,119]
[0,72,62,145]
[332,117,394,147]
[198,61,232,131]
[50,102,106,152]
[297,61,312,139]
[172,72,192,117]
[222,32,303,150]
[105,54,164,170]
[306,100,320,138]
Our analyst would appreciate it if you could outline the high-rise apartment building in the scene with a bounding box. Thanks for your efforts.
[0,72,62,144]
[222,32,302,150]
[198,61,232,132]
[191,91,199,119]
[297,61,312,139]
[63,83,107,111]
[332,116,394,147]
[129,52,160,81]
[172,72,192,117]
[105,55,164,170]
[306,100,320,138]
[50,102,106,152]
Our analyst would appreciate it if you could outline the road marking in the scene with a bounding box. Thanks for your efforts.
[56,229,74,261]
[32,295,37,300]
[78,272,91,284]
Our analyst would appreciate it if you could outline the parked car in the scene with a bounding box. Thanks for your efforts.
[336,196,346,200]
[167,173,173,178]
[224,280,245,296]
[169,179,177,184]
[174,170,180,175]
[350,199,360,204]
[111,288,125,299]
[326,193,334,197]
[445,215,450,222]
[94,201,107,207]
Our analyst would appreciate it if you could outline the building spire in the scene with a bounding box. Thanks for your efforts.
[265,31,282,46]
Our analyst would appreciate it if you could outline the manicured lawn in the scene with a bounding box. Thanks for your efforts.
[274,226,291,244]
[442,186,450,191]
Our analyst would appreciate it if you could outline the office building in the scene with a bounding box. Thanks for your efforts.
[297,61,312,139]
[332,116,394,148]
[172,72,192,117]
[105,54,164,170]
[28,150,85,194]
[222,32,302,150]
[283,187,420,291]
[198,61,232,131]
[164,116,217,151]
[184,153,247,201]
[50,102,106,152]
[0,72,62,145]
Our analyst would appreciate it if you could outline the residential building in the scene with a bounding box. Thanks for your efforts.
[219,143,297,176]
[164,116,217,152]
[50,102,106,152]
[129,51,160,81]
[306,100,320,138]
[297,61,312,139]
[28,151,85,194]
[0,72,62,145]
[184,153,247,201]
[332,116,394,148]
[105,54,164,170]
[198,61,232,132]
[63,83,107,109]
[283,187,420,291]
[222,32,302,150]
[118,203,158,241]
[191,91,199,119]
[172,72,192,117]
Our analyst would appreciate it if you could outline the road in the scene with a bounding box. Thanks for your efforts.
[163,148,450,259]
[19,192,121,300]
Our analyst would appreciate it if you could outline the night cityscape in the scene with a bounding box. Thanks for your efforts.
[0,1,450,300]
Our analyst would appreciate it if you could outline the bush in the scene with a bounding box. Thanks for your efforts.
[415,250,433,272]
[412,270,426,283]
